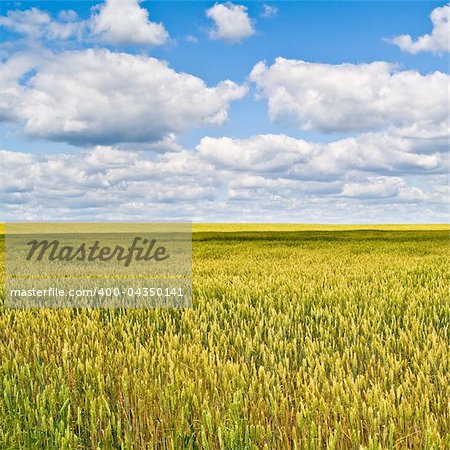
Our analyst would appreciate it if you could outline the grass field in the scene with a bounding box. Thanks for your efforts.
[0,226,449,449]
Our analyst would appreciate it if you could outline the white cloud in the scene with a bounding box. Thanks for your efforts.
[0,7,84,40]
[0,0,169,46]
[341,177,404,199]
[90,0,169,46]
[261,4,278,18]
[250,58,449,134]
[1,142,448,222]
[2,49,247,145]
[0,53,38,122]
[0,147,218,219]
[197,134,314,172]
[0,8,51,37]
[341,178,448,204]
[58,10,79,22]
[388,3,450,54]
[197,131,448,180]
[206,2,255,43]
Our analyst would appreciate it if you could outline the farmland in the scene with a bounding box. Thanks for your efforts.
[0,226,449,449]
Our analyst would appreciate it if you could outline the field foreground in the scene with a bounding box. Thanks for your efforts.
[0,226,449,449]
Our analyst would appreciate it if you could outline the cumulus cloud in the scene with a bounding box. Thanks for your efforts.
[206,2,255,43]
[197,131,448,180]
[0,7,84,40]
[250,58,449,134]
[0,146,216,220]
[90,0,169,46]
[197,134,314,172]
[341,177,404,199]
[341,177,448,204]
[1,142,448,222]
[0,8,50,37]
[388,3,450,54]
[0,53,38,122]
[0,0,169,46]
[1,49,247,145]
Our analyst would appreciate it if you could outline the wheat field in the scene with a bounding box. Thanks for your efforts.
[0,226,449,449]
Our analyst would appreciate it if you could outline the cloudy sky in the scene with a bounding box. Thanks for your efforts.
[0,0,448,222]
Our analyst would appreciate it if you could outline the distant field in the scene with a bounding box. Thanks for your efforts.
[193,223,450,232]
[1,223,449,235]
[0,227,449,448]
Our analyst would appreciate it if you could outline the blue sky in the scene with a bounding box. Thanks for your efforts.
[0,1,449,222]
